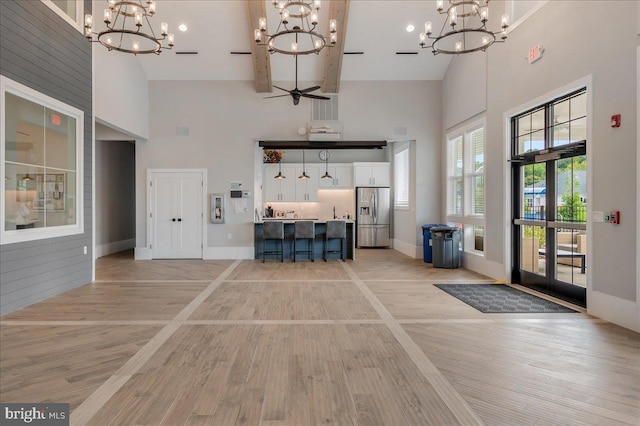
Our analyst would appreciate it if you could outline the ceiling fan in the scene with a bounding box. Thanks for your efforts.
[264,54,330,106]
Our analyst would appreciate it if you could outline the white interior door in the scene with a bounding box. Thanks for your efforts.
[150,170,203,259]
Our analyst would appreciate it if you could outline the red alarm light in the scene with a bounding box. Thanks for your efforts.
[49,113,61,126]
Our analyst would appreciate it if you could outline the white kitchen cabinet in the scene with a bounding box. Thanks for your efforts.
[353,162,390,187]
[295,164,319,201]
[263,164,296,202]
[317,164,353,189]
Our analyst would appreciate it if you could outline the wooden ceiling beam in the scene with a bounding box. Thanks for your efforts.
[322,0,350,93]
[246,0,272,93]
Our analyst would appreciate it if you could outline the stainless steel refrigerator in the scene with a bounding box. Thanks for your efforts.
[356,187,391,248]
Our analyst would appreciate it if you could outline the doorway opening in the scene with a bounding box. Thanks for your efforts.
[510,88,588,307]
[95,123,136,259]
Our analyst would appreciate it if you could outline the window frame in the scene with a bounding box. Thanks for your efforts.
[1,75,84,245]
[504,1,549,34]
[393,142,410,210]
[40,0,84,33]
[446,118,486,255]
[447,133,464,217]
[465,125,485,218]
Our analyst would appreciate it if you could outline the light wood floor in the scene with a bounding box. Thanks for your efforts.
[1,249,638,425]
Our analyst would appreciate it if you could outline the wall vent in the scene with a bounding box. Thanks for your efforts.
[176,126,189,136]
[311,94,338,121]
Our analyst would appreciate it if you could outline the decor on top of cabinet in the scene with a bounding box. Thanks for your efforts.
[263,149,284,163]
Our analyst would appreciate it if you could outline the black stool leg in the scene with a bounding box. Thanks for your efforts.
[324,237,327,261]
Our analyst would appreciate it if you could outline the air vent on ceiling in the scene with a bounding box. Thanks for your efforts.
[175,51,199,55]
[230,51,252,55]
[344,51,364,55]
[311,94,338,122]
[395,51,419,55]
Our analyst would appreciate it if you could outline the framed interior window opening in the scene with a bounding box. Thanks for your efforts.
[1,76,84,244]
[40,0,84,32]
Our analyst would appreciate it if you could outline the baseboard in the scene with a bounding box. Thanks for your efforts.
[204,246,254,260]
[392,239,419,259]
[462,253,506,281]
[588,290,639,333]
[134,247,151,260]
[96,238,136,258]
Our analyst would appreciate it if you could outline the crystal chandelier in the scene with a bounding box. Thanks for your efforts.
[419,0,509,55]
[84,0,174,55]
[254,0,337,55]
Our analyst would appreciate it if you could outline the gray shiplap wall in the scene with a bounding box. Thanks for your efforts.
[0,0,93,315]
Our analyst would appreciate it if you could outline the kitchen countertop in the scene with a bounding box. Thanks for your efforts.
[255,219,355,224]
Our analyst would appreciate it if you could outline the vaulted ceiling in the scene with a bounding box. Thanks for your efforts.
[99,1,454,90]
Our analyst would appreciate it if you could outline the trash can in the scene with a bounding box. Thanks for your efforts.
[431,226,461,268]
[422,224,446,263]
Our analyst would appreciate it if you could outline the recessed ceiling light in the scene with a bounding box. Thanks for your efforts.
[178,24,188,32]
[406,24,415,32]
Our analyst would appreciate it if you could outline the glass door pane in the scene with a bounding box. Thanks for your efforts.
[516,162,548,288]
[552,155,587,288]
[521,225,545,275]
[554,227,586,288]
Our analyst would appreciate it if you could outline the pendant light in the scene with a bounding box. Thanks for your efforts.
[298,150,310,179]
[274,150,286,179]
[321,149,332,179]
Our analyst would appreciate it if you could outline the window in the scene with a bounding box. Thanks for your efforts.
[467,126,485,216]
[447,134,463,216]
[446,120,485,254]
[394,144,409,209]
[1,76,84,244]
[504,1,549,33]
[515,90,586,155]
[41,0,84,32]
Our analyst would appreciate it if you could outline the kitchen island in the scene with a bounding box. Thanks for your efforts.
[254,220,355,260]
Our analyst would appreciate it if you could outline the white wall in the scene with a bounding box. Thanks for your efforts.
[93,41,149,140]
[138,80,442,257]
[443,1,638,331]
[443,52,487,130]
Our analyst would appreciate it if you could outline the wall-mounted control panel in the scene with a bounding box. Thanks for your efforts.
[604,210,620,224]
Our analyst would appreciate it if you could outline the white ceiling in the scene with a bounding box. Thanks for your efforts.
[92,0,455,84]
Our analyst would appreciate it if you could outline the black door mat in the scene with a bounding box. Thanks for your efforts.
[434,284,578,313]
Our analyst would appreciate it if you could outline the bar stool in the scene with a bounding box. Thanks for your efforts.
[293,221,315,262]
[262,221,285,263]
[324,220,346,261]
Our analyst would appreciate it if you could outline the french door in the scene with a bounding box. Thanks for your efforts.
[511,89,587,306]
[149,170,204,259]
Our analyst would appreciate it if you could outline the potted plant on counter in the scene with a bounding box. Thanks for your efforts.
[263,149,284,164]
